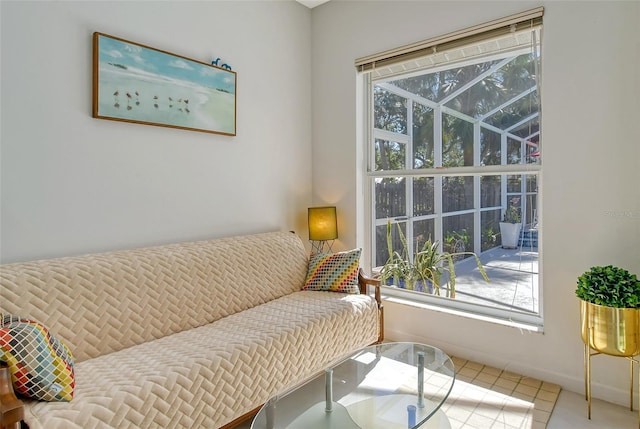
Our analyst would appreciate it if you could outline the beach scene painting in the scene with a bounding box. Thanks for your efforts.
[93,32,236,136]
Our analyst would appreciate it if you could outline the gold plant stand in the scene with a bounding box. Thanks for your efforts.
[584,337,639,428]
[581,300,640,428]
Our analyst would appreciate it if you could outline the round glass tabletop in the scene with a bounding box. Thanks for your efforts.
[252,342,455,429]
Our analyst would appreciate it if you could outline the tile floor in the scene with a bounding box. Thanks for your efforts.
[547,389,638,428]
[442,356,560,429]
[237,356,639,428]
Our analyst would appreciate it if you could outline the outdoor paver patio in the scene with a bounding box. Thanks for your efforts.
[450,246,539,314]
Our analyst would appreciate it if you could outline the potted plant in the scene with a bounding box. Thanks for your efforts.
[378,221,414,290]
[379,221,489,298]
[499,201,522,249]
[575,265,640,356]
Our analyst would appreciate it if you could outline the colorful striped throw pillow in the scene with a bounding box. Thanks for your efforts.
[303,248,361,294]
[0,314,75,402]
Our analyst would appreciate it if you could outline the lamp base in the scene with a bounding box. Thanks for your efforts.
[310,240,334,255]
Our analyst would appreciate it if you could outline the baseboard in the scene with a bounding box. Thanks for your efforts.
[385,327,637,409]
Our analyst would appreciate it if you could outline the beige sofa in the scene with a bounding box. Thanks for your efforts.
[0,231,382,428]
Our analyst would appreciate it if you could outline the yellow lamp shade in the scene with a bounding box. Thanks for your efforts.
[308,206,338,241]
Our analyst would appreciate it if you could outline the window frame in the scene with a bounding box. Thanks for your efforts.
[360,22,543,329]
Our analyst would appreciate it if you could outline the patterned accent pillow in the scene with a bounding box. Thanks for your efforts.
[0,314,75,402]
[303,248,361,294]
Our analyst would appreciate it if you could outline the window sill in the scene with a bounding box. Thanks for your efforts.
[381,292,544,333]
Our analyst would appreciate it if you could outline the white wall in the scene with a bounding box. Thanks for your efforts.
[0,0,312,263]
[312,0,640,406]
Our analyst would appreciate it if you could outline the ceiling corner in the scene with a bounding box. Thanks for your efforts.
[296,0,331,9]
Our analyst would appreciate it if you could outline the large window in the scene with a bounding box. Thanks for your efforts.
[360,10,543,327]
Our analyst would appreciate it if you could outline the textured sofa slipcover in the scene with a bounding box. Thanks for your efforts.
[0,231,382,428]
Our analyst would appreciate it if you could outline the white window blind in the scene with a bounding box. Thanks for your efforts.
[356,7,543,81]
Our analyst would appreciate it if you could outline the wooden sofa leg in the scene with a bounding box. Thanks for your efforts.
[0,363,23,429]
[379,305,385,343]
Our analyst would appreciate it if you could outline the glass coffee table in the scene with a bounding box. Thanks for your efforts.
[251,342,455,429]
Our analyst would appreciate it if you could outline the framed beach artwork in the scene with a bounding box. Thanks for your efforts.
[93,32,236,136]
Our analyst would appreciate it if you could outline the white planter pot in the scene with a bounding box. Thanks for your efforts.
[499,222,522,249]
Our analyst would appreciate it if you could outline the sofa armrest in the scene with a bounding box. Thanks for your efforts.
[358,268,384,343]
[0,363,23,429]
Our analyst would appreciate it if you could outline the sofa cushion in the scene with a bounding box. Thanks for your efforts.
[20,291,379,429]
[303,248,361,294]
[0,314,75,402]
[0,231,309,363]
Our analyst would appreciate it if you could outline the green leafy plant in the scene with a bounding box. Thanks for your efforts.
[575,265,640,308]
[502,204,521,224]
[481,225,499,251]
[379,220,413,288]
[379,221,489,298]
[443,229,470,255]
[501,197,522,223]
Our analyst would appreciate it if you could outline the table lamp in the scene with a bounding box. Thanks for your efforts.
[308,206,337,254]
